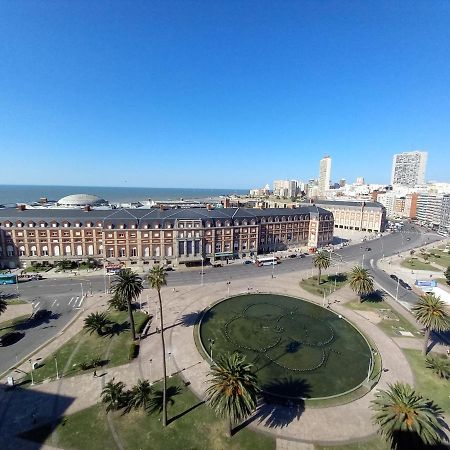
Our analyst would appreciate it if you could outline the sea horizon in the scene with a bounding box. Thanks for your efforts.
[0,184,248,206]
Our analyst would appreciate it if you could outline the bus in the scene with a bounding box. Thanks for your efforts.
[0,274,17,285]
[255,256,279,267]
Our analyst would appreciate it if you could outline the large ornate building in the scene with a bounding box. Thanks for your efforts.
[0,204,334,269]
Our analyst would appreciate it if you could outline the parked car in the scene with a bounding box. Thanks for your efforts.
[399,279,411,290]
[164,267,174,272]
[212,262,222,268]
[288,254,297,259]
[366,247,371,251]
[242,260,252,264]
[390,274,399,282]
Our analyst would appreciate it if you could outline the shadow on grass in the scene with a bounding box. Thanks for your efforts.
[178,309,215,327]
[390,428,450,450]
[107,321,131,337]
[148,385,182,415]
[328,273,348,283]
[362,290,385,303]
[168,400,204,424]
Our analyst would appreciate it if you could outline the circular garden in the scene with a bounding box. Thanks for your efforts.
[198,294,373,400]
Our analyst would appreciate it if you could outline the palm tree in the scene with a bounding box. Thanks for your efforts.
[349,266,374,302]
[412,293,450,355]
[425,355,450,379]
[0,298,7,316]
[108,293,127,311]
[55,259,73,272]
[148,265,168,426]
[127,379,153,412]
[101,378,126,412]
[312,250,331,285]
[205,352,260,437]
[111,269,144,341]
[371,382,445,449]
[83,311,110,336]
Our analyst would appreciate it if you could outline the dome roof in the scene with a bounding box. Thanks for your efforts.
[57,194,107,206]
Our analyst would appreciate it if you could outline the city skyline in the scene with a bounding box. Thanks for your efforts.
[1,1,449,188]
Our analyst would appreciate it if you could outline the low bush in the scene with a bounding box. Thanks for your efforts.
[136,316,150,335]
[128,343,140,360]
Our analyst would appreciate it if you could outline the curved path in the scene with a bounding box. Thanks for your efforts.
[168,272,414,445]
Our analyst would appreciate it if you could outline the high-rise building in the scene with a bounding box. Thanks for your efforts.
[273,180,298,198]
[318,155,331,196]
[339,178,346,187]
[391,151,427,187]
[356,177,365,186]
[416,194,450,232]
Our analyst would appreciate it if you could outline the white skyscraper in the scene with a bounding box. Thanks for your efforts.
[318,155,332,196]
[391,151,427,187]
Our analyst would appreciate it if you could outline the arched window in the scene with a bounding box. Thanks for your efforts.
[53,246,60,256]
[30,246,37,256]
[154,246,160,257]
[166,246,173,257]
[65,245,71,255]
[144,247,150,257]
[19,246,25,256]
[88,245,94,256]
[76,245,83,256]
[7,245,14,256]
[98,245,103,256]
[108,248,114,258]
[131,247,137,257]
[42,246,49,256]
[119,248,126,257]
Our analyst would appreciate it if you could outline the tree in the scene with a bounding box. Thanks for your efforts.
[425,355,450,379]
[108,293,127,311]
[101,378,126,412]
[422,253,429,262]
[127,379,153,412]
[205,352,260,438]
[55,259,74,272]
[444,266,450,285]
[148,265,168,426]
[0,298,7,316]
[111,269,144,341]
[312,250,331,285]
[371,382,446,449]
[83,312,110,336]
[412,293,450,355]
[349,266,374,302]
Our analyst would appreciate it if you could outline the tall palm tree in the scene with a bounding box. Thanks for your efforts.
[148,265,168,426]
[127,379,153,412]
[83,311,110,336]
[349,266,374,302]
[108,292,127,311]
[0,298,7,316]
[205,352,260,437]
[371,382,445,449]
[412,293,450,355]
[111,269,144,341]
[312,250,331,285]
[101,378,126,413]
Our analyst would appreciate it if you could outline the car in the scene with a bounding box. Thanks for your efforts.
[406,237,410,241]
[242,260,252,264]
[212,262,222,268]
[164,267,174,272]
[299,253,305,258]
[390,274,399,282]
[366,247,371,251]
[288,254,297,258]
[399,279,411,290]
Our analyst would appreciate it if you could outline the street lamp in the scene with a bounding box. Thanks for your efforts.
[54,354,59,380]
[29,359,34,385]
[208,338,215,364]
[201,256,204,286]
[226,281,231,296]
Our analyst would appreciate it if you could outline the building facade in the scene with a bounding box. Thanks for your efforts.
[310,200,386,233]
[0,206,334,269]
[318,156,331,196]
[416,194,450,232]
[391,151,427,187]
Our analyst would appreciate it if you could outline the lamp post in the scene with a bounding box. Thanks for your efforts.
[226,281,231,296]
[54,354,59,380]
[29,359,34,385]
[201,257,204,286]
[208,338,215,365]
[395,277,400,302]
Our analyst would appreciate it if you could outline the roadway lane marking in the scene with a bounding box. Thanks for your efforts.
[77,296,85,307]
[51,299,57,308]
[68,297,75,306]
[34,301,40,309]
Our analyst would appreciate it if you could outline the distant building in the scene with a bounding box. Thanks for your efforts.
[391,151,427,187]
[318,156,331,196]
[355,177,365,186]
[273,180,298,198]
[416,194,450,232]
[339,178,346,187]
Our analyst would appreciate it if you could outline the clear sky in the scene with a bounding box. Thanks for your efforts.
[1,0,449,189]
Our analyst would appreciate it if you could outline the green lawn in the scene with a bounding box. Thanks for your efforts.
[401,258,441,272]
[0,314,30,337]
[426,250,450,269]
[22,310,148,384]
[299,273,348,297]
[437,278,450,287]
[403,349,450,415]
[315,437,389,450]
[23,376,275,450]
[346,296,419,338]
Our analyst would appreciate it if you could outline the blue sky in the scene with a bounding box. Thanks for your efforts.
[1,0,449,188]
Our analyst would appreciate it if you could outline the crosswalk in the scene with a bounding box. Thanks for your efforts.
[68,295,86,309]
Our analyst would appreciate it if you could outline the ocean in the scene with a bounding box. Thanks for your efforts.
[0,185,248,206]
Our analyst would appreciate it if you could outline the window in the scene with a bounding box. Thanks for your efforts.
[75,223,81,228]
[119,248,126,257]
[28,222,35,228]
[64,223,69,228]
[65,245,72,255]
[88,245,94,256]
[19,246,25,256]
[42,246,49,256]
[53,245,60,256]
[144,247,150,257]
[52,222,58,228]
[17,222,23,228]
[108,248,114,258]
[131,247,137,257]
[30,245,37,256]
[77,245,83,256]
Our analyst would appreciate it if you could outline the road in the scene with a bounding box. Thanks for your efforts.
[0,222,443,375]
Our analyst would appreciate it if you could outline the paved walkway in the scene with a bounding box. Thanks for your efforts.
[0,262,445,449]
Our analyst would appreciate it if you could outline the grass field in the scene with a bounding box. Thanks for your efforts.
[346,295,419,338]
[22,310,148,384]
[0,314,30,337]
[401,258,441,272]
[22,376,275,450]
[403,349,450,415]
[300,273,348,297]
[426,250,450,269]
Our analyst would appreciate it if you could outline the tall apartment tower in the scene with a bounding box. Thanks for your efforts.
[391,151,427,187]
[318,155,332,196]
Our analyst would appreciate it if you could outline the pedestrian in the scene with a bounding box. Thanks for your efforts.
[93,370,97,377]
[173,287,176,293]
[446,348,450,357]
